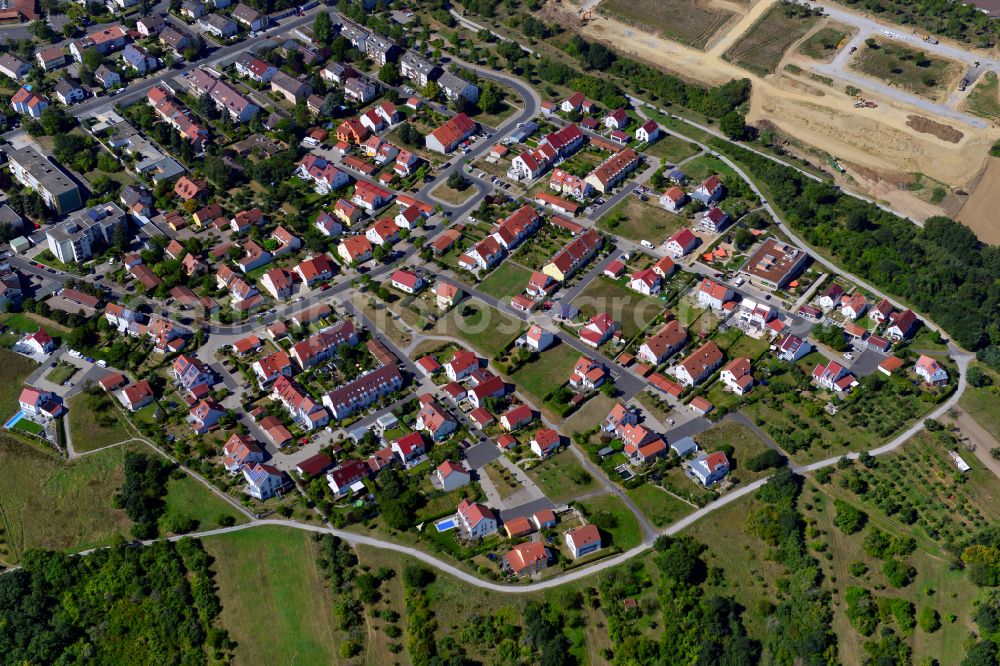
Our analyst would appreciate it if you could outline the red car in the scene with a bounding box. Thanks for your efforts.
[320,284,331,291]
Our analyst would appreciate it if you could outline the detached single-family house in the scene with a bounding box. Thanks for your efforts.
[436,460,470,491]
[457,499,498,538]
[530,428,560,458]
[565,524,601,559]
[687,451,729,486]
[915,355,948,385]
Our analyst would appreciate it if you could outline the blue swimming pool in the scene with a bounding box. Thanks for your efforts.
[435,517,457,532]
[4,410,25,429]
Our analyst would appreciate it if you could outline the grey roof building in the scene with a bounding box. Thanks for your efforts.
[7,146,82,214]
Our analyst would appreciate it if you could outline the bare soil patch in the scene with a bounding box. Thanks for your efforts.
[957,157,1000,245]
[906,115,963,143]
[599,0,738,50]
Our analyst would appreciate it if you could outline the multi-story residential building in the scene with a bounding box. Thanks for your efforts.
[45,202,125,263]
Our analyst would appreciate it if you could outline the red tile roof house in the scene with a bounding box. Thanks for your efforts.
[436,460,471,492]
[500,404,533,432]
[260,267,296,300]
[416,355,442,376]
[18,386,64,419]
[390,269,425,294]
[565,524,602,559]
[222,433,264,472]
[326,459,370,497]
[468,375,506,409]
[625,436,667,466]
[664,228,699,258]
[811,360,857,393]
[99,372,128,392]
[296,452,334,478]
[675,341,724,386]
[416,400,457,441]
[533,510,558,530]
[569,356,607,391]
[915,354,949,385]
[320,364,404,420]
[252,350,293,388]
[638,320,688,365]
[579,312,619,348]
[530,428,561,458]
[290,321,358,370]
[119,379,154,412]
[271,376,330,431]
[496,433,518,451]
[469,407,494,429]
[259,415,293,447]
[445,350,479,382]
[392,432,427,466]
[425,112,477,154]
[294,255,335,286]
[504,542,551,577]
[720,357,754,396]
[687,451,730,486]
[187,399,226,434]
[503,516,535,539]
[457,499,498,538]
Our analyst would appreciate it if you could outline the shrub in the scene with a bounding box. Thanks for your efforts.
[918,607,940,633]
[883,558,916,588]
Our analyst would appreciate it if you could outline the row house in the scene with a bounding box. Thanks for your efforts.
[675,341,724,386]
[271,376,329,430]
[491,205,541,251]
[290,321,359,369]
[321,363,404,420]
[584,148,641,194]
[541,228,603,283]
[638,320,687,365]
[252,350,294,388]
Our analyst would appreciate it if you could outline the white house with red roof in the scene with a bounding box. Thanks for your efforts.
[629,267,661,296]
[436,460,470,491]
[638,320,687,365]
[21,328,55,356]
[457,499,497,538]
[569,356,607,391]
[261,268,296,300]
[635,119,659,143]
[562,91,585,113]
[18,386,63,419]
[565,524,602,558]
[425,112,476,154]
[720,358,754,395]
[869,298,893,324]
[353,181,394,212]
[773,334,812,362]
[434,281,463,310]
[390,269,425,294]
[416,400,457,441]
[243,463,285,500]
[698,206,730,233]
[530,428,561,458]
[664,227,698,258]
[603,402,638,433]
[468,375,506,409]
[915,355,949,385]
[294,255,335,285]
[841,293,868,320]
[687,451,729,486]
[445,350,479,382]
[119,379,154,412]
[675,342,724,386]
[604,108,629,130]
[579,313,618,348]
[659,185,687,213]
[326,459,370,496]
[338,235,374,264]
[500,404,533,431]
[697,278,733,310]
[692,175,724,204]
[392,432,427,466]
[886,309,919,341]
[271,376,330,431]
[524,324,554,352]
[222,433,263,472]
[252,351,293,388]
[395,204,423,230]
[525,271,557,298]
[812,360,857,393]
[188,399,226,434]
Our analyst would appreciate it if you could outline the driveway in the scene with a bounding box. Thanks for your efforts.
[498,496,555,523]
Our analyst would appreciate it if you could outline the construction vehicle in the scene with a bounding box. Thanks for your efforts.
[914,31,939,45]
[836,36,849,49]
[827,157,845,173]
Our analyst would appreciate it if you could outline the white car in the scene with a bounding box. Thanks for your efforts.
[96,360,108,368]
[843,353,854,360]
[640,240,654,249]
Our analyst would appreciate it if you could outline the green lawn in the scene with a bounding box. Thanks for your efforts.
[524,449,600,503]
[577,494,643,551]
[959,363,1000,435]
[625,483,692,528]
[67,391,133,453]
[966,71,1000,121]
[44,362,77,385]
[431,181,476,205]
[693,420,773,484]
[572,276,665,339]
[0,435,138,565]
[799,25,851,61]
[12,419,42,435]
[598,195,686,244]
[851,38,961,101]
[477,261,532,301]
[510,341,582,405]
[644,135,701,164]
[203,526,341,666]
[436,302,524,357]
[161,474,248,534]
[0,349,40,417]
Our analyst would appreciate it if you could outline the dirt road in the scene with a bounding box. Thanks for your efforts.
[951,409,1000,479]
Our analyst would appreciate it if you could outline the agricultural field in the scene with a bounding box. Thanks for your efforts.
[798,24,852,61]
[965,71,1000,122]
[203,526,341,666]
[523,449,599,503]
[600,0,737,50]
[477,261,532,301]
[598,195,687,244]
[572,277,666,339]
[0,436,138,565]
[67,390,133,453]
[509,341,583,406]
[723,3,820,76]
[850,38,963,102]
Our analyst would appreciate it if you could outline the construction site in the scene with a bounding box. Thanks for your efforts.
[546,0,1000,241]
